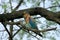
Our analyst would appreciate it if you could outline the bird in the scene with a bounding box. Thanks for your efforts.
[23,11,43,37]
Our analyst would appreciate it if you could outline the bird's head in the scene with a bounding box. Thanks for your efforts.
[23,11,30,18]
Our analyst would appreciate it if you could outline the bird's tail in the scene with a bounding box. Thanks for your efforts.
[35,32,43,37]
[38,33,43,37]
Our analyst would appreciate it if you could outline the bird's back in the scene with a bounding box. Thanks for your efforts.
[29,18,38,29]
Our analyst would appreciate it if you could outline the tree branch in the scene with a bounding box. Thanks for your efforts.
[1,22,11,38]
[5,21,57,36]
[0,7,60,24]
[0,29,19,32]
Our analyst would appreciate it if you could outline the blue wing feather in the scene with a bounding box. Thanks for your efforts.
[29,18,43,37]
[29,18,38,29]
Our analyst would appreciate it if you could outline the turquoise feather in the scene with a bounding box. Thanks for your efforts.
[29,18,37,29]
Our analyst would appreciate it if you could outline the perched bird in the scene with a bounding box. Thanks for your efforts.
[23,11,43,37]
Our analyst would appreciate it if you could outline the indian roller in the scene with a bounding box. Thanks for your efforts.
[23,11,43,37]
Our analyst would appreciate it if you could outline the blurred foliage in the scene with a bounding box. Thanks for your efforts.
[2,3,7,10]
[50,37,56,40]
[45,20,57,26]
[18,30,25,40]
[48,0,60,12]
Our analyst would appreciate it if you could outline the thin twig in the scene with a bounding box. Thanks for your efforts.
[43,0,45,8]
[12,0,23,12]
[12,27,22,38]
[2,22,11,38]
[9,0,13,11]
[46,5,60,9]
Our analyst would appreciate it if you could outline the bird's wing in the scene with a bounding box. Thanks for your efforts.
[30,17,36,23]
